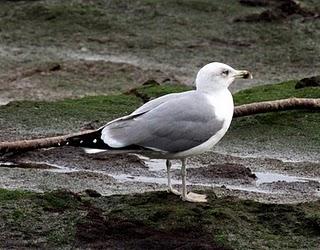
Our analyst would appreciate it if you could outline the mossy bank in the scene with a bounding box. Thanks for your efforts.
[0,188,319,249]
[0,68,320,249]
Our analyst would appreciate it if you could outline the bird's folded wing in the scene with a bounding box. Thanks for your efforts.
[105,92,188,126]
[101,92,224,153]
[131,92,188,115]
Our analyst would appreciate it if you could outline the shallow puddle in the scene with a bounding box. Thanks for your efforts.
[1,156,320,202]
[254,172,320,185]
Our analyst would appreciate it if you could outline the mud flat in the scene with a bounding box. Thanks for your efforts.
[0,1,319,247]
[1,79,320,201]
[0,0,319,97]
[1,146,320,204]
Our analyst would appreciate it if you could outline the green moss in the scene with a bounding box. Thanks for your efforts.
[39,190,82,212]
[136,83,192,98]
[127,82,192,101]
[226,81,320,154]
[0,94,142,136]
[1,189,320,249]
[130,80,320,106]
[11,209,26,221]
[0,188,34,201]
[228,108,320,150]
[234,81,320,105]
[95,191,320,249]
[45,212,79,246]
[0,190,85,248]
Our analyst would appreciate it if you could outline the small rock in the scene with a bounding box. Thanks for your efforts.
[142,79,160,86]
[235,0,315,22]
[84,189,102,197]
[49,63,61,71]
[81,120,100,130]
[162,78,171,83]
[239,0,271,7]
[295,76,320,89]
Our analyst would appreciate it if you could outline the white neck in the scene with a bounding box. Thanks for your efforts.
[195,77,229,94]
[196,83,229,95]
[204,88,234,122]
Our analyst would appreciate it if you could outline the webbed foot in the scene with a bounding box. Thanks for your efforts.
[182,192,207,203]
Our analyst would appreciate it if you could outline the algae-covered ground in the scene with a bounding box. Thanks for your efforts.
[1,189,320,249]
[1,80,320,249]
[0,0,320,249]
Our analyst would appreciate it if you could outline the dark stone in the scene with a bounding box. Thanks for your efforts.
[80,120,100,130]
[161,78,171,83]
[49,63,61,71]
[235,0,316,22]
[239,0,272,7]
[84,189,102,197]
[295,76,320,89]
[142,79,160,86]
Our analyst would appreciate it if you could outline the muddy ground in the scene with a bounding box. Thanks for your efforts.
[0,0,320,249]
[1,147,320,204]
[0,0,320,104]
[1,147,320,203]
[1,82,319,249]
[1,79,320,205]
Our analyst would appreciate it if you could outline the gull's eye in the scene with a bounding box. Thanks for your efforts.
[222,70,229,76]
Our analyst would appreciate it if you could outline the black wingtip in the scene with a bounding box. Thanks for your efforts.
[66,128,111,149]
[64,128,147,152]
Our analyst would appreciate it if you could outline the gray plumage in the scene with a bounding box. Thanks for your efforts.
[102,91,224,153]
[66,62,252,202]
[131,92,186,116]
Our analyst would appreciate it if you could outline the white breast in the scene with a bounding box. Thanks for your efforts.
[173,89,234,158]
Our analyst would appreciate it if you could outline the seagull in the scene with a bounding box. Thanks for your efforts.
[66,62,252,202]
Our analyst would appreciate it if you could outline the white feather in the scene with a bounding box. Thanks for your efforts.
[83,148,107,154]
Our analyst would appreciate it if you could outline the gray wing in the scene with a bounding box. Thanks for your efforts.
[131,91,189,115]
[104,91,189,126]
[101,92,224,153]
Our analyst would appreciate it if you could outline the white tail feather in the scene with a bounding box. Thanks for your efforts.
[83,148,107,154]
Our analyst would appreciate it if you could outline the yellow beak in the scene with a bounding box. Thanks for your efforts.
[234,70,253,79]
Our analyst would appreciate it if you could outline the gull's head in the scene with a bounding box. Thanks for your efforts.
[195,62,252,92]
